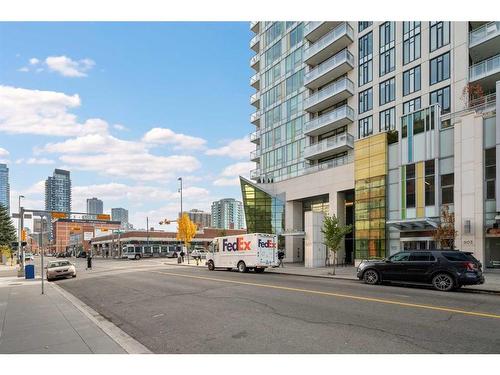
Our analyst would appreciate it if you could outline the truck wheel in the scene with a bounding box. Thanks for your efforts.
[255,268,265,273]
[207,260,215,271]
[237,261,247,273]
[135,254,140,260]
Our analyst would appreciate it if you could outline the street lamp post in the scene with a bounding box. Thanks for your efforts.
[18,195,25,276]
[178,177,189,264]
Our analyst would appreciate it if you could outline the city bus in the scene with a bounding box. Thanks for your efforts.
[121,244,181,260]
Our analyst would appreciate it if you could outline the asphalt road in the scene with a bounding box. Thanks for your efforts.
[54,258,500,354]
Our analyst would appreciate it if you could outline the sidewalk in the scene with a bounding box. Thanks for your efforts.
[164,258,500,294]
[0,278,127,354]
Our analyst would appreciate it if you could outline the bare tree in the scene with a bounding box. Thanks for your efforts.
[433,205,458,249]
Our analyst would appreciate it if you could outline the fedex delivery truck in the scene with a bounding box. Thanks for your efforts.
[206,233,279,273]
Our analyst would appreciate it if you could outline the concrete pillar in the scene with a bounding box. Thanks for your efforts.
[336,191,346,265]
[304,211,326,268]
[285,200,303,262]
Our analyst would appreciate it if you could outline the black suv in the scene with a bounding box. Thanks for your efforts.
[357,250,485,291]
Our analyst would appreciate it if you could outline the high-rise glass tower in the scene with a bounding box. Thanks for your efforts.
[211,198,245,230]
[45,169,72,213]
[86,197,103,214]
[111,207,129,228]
[0,163,10,213]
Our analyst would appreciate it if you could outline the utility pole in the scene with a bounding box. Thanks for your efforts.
[18,195,25,277]
[146,216,149,245]
[178,177,189,264]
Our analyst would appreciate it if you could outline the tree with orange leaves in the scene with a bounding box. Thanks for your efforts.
[177,213,197,252]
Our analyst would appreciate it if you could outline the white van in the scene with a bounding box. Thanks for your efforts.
[206,233,279,273]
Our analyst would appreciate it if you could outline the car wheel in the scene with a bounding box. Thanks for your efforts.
[207,260,215,271]
[135,254,140,260]
[363,269,379,285]
[72,274,76,278]
[432,273,455,292]
[237,261,247,273]
[255,268,265,273]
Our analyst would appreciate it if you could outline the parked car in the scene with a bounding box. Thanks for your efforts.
[357,250,485,291]
[76,251,87,258]
[190,249,206,260]
[46,260,76,281]
[56,253,67,258]
[24,253,34,261]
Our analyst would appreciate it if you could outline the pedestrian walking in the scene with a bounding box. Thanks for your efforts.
[278,249,285,268]
[180,250,185,263]
[86,253,92,270]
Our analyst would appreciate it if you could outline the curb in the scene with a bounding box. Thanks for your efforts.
[51,282,152,354]
[163,261,500,295]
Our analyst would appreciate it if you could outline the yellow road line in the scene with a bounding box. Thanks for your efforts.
[152,270,500,320]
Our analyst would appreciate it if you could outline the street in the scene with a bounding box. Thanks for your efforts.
[45,257,500,354]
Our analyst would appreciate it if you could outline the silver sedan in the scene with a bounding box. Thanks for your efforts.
[46,260,77,281]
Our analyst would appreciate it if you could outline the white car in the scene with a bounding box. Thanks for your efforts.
[46,260,77,281]
[24,253,34,261]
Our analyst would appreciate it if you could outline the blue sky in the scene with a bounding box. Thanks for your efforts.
[0,22,254,229]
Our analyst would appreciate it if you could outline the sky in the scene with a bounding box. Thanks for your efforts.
[0,22,254,230]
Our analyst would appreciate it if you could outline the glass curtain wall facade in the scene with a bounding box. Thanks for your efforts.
[0,163,9,213]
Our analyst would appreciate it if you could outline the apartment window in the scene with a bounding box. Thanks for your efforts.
[403,97,421,114]
[286,70,304,96]
[430,86,451,114]
[429,21,450,52]
[379,22,395,76]
[263,84,281,109]
[425,159,435,206]
[359,32,373,86]
[264,64,281,88]
[285,94,301,119]
[285,48,302,74]
[265,22,284,46]
[359,87,373,114]
[403,66,421,96]
[379,107,395,132]
[485,148,496,200]
[379,77,395,106]
[289,24,304,48]
[358,22,372,32]
[265,41,282,67]
[403,22,421,65]
[430,52,450,85]
[406,164,416,208]
[358,116,373,139]
[441,173,454,204]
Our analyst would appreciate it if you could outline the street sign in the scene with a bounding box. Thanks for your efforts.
[84,232,93,241]
[100,228,109,232]
[71,226,81,231]
[97,214,111,220]
[51,212,68,219]
[11,213,33,219]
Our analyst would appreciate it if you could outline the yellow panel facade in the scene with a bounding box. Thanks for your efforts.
[416,161,425,218]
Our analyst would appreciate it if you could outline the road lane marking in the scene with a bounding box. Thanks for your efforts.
[152,270,500,320]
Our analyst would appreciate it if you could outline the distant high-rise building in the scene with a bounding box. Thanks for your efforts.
[182,209,211,229]
[111,207,129,228]
[86,197,103,214]
[0,163,9,213]
[45,169,71,213]
[211,198,245,230]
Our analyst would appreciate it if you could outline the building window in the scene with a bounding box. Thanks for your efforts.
[429,21,450,52]
[430,86,451,114]
[285,69,304,96]
[379,77,395,106]
[403,97,421,114]
[289,24,304,48]
[264,22,284,47]
[403,66,421,96]
[379,22,395,76]
[264,41,282,67]
[358,116,373,139]
[379,107,395,132]
[406,164,416,208]
[441,173,454,204]
[485,147,496,200]
[425,160,435,206]
[359,87,373,114]
[403,22,421,65]
[430,52,450,85]
[358,21,372,32]
[359,32,373,86]
[285,48,302,74]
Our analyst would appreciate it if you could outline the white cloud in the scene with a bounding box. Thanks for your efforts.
[0,147,9,157]
[220,162,254,177]
[45,55,95,77]
[17,67,29,72]
[113,124,128,131]
[0,85,108,137]
[38,134,144,155]
[142,127,206,150]
[205,135,253,159]
[26,157,55,165]
[29,58,40,65]
[213,177,240,186]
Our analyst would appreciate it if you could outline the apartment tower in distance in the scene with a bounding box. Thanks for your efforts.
[45,169,72,213]
[243,21,500,270]
[0,163,10,213]
[87,197,104,215]
[184,209,212,229]
[111,208,129,229]
[211,198,245,230]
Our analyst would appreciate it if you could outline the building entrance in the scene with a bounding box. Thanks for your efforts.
[400,238,436,251]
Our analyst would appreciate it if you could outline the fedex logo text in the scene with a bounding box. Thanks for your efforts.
[258,239,276,248]
[222,237,251,252]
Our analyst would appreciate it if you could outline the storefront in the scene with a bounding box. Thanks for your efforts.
[485,227,500,269]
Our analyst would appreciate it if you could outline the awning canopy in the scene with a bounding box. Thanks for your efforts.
[280,230,306,237]
[386,217,440,231]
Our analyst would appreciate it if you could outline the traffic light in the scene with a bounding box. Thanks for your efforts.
[159,219,171,225]
[21,242,27,247]
[21,229,27,242]
[11,241,18,251]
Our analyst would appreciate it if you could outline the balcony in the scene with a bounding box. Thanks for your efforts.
[250,73,260,89]
[250,168,259,180]
[250,148,261,162]
[304,105,354,136]
[469,53,500,92]
[250,21,260,33]
[250,54,260,71]
[303,77,355,113]
[469,21,500,61]
[304,133,354,161]
[250,92,260,107]
[250,35,260,52]
[304,21,342,43]
[250,130,260,144]
[304,49,354,89]
[304,22,354,66]
[250,111,261,125]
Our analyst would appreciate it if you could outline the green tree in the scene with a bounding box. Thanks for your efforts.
[321,214,352,275]
[0,203,17,263]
